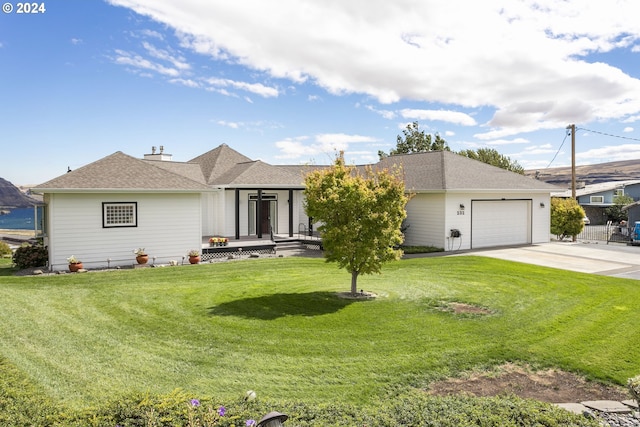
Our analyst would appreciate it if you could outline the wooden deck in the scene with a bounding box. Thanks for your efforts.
[200,234,322,260]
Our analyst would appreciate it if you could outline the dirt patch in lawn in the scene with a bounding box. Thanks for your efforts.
[427,363,630,403]
[442,302,493,315]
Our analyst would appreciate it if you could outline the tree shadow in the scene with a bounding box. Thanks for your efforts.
[208,291,363,320]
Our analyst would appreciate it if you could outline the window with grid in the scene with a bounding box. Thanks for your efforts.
[103,202,137,228]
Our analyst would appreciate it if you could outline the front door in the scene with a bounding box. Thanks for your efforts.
[260,200,271,236]
[248,194,278,236]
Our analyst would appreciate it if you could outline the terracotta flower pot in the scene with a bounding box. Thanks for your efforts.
[189,255,200,264]
[136,255,149,265]
[69,262,83,272]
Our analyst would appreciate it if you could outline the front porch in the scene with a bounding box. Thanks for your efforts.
[200,233,322,261]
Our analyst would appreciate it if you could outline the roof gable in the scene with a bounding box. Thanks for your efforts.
[189,144,253,184]
[33,152,210,191]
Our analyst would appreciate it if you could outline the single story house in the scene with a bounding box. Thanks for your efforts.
[32,144,557,271]
[552,180,640,225]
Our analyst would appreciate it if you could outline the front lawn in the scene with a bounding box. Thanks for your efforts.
[0,256,638,425]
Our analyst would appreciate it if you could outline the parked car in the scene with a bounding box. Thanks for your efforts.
[583,216,590,225]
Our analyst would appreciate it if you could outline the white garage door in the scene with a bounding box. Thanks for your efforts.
[471,200,531,249]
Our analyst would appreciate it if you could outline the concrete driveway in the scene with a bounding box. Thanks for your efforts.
[470,241,640,280]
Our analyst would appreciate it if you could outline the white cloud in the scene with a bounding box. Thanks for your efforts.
[275,133,378,159]
[217,120,240,129]
[203,77,278,98]
[624,127,634,133]
[365,105,396,120]
[577,144,640,162]
[168,78,199,88]
[400,109,477,126]
[70,38,83,45]
[107,0,640,137]
[113,49,181,77]
[142,41,190,71]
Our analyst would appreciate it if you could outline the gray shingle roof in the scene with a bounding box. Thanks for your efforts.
[32,151,211,191]
[377,151,560,192]
[213,160,305,186]
[188,144,253,185]
[32,146,559,194]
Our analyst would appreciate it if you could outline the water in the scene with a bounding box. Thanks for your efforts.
[0,207,35,230]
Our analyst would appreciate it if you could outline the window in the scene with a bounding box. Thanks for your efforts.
[590,196,604,204]
[615,189,624,197]
[103,202,137,228]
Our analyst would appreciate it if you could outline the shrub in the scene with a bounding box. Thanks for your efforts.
[12,243,48,269]
[551,197,585,240]
[0,241,11,257]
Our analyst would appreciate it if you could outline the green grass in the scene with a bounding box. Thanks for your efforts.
[0,256,639,411]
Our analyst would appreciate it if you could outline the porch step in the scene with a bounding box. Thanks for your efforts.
[275,239,323,254]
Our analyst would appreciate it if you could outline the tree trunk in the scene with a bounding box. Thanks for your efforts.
[351,270,359,295]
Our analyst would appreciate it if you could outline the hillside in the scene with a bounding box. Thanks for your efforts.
[525,159,640,188]
[0,178,40,209]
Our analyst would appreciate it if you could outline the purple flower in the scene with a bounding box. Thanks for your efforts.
[246,420,256,427]
[217,406,226,417]
[190,399,200,407]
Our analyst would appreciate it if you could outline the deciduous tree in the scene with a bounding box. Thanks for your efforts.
[378,121,449,159]
[457,148,525,174]
[304,156,409,295]
[605,194,633,223]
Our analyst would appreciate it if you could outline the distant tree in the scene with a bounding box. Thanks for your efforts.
[605,194,634,223]
[550,197,585,240]
[457,148,525,174]
[378,121,450,159]
[304,155,409,295]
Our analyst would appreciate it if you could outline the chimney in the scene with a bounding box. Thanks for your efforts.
[143,146,173,161]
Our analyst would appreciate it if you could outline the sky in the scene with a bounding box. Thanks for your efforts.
[2,0,640,186]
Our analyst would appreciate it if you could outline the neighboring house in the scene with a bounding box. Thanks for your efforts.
[552,180,640,225]
[32,144,558,271]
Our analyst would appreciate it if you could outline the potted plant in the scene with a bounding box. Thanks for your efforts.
[209,237,219,247]
[188,249,201,264]
[67,255,83,272]
[134,248,148,264]
[222,237,229,246]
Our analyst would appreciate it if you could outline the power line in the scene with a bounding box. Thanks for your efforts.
[577,127,640,142]
[545,126,640,169]
[545,129,570,168]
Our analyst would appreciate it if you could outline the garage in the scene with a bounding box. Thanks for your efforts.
[471,200,532,249]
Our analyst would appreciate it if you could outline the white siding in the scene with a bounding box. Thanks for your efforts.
[404,191,550,252]
[46,193,202,271]
[404,193,446,248]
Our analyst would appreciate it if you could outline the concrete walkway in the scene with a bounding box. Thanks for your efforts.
[469,241,640,280]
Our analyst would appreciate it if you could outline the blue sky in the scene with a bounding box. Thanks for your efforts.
[2,0,640,185]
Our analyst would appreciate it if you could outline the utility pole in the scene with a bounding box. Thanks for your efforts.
[567,123,577,242]
[566,124,576,199]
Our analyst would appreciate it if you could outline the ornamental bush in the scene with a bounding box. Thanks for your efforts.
[0,241,11,258]
[12,243,48,269]
[550,197,585,240]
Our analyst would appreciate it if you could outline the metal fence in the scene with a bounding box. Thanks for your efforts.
[574,222,633,244]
